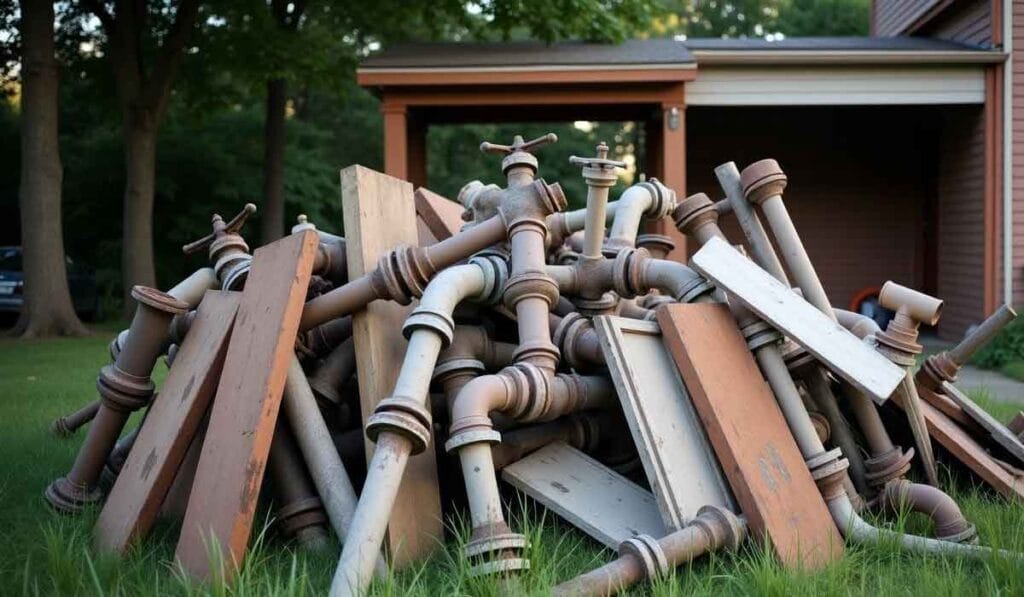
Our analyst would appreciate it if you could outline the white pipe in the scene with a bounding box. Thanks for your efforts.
[1003,0,1014,306]
[607,184,666,249]
[281,356,387,577]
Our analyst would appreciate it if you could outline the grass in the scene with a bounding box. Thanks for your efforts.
[998,360,1024,384]
[2,330,1024,595]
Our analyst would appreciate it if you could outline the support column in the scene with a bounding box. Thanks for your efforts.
[647,97,688,262]
[407,111,427,189]
[382,100,409,181]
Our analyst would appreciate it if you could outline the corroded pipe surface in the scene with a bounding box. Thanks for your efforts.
[267,420,331,552]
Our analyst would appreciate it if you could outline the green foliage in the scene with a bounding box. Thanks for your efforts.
[657,0,868,38]
[972,317,1024,369]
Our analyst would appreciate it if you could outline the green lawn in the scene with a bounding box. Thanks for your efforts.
[2,331,1024,595]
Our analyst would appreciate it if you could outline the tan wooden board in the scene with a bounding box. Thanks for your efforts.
[502,441,667,550]
[917,384,983,434]
[593,315,735,531]
[892,387,1024,501]
[658,304,844,570]
[415,187,464,241]
[342,166,443,567]
[691,236,903,403]
[94,291,240,554]
[174,231,318,580]
[942,382,1024,466]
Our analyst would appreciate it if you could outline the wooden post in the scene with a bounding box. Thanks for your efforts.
[647,95,688,262]
[174,231,318,580]
[341,165,443,567]
[382,100,409,181]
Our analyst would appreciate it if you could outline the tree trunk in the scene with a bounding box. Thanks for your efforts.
[13,0,88,338]
[261,77,288,243]
[120,109,158,317]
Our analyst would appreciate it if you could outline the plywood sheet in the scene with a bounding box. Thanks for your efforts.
[174,231,318,580]
[342,166,443,566]
[691,236,903,403]
[94,291,239,554]
[594,315,735,531]
[415,187,464,241]
[502,442,666,549]
[658,303,843,570]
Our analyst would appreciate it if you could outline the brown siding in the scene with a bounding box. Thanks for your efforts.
[686,106,929,318]
[873,0,944,36]
[1013,0,1024,306]
[921,0,994,46]
[937,107,989,338]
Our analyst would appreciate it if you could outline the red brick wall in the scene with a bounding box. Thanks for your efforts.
[685,106,930,315]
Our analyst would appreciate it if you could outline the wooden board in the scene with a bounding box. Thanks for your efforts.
[174,231,318,580]
[892,387,1024,501]
[502,442,667,550]
[691,236,904,403]
[593,315,735,531]
[658,304,844,570]
[342,166,443,566]
[94,291,240,554]
[942,382,1024,466]
[917,384,983,434]
[415,187,464,241]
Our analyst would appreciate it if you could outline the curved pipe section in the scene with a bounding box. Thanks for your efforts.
[605,181,675,254]
[878,479,977,543]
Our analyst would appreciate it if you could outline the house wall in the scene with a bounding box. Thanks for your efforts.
[919,0,994,46]
[872,0,946,36]
[1014,0,1024,307]
[685,106,931,319]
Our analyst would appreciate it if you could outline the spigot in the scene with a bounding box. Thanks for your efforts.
[569,142,626,185]
[480,133,558,183]
[182,203,257,289]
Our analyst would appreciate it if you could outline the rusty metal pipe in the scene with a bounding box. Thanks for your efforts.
[553,506,746,597]
[878,479,977,543]
[491,413,603,471]
[604,180,675,255]
[267,420,332,552]
[714,162,789,283]
[307,337,357,411]
[919,304,1018,393]
[834,308,882,340]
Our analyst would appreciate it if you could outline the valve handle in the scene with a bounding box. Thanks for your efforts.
[182,203,257,255]
[569,142,626,170]
[480,133,558,156]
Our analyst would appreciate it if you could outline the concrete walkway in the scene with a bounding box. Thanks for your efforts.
[956,365,1024,404]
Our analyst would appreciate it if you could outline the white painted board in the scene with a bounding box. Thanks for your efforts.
[502,442,666,549]
[691,236,904,403]
[594,316,736,531]
[943,381,1024,466]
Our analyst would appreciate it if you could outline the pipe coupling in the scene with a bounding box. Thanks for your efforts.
[469,254,509,306]
[741,320,783,352]
[740,159,787,205]
[918,353,959,391]
[693,504,746,552]
[553,313,599,371]
[864,446,914,488]
[277,496,329,537]
[501,363,554,422]
[373,245,438,306]
[215,253,252,290]
[620,535,670,580]
[403,307,456,348]
[573,292,619,317]
[502,269,560,312]
[782,342,816,376]
[806,448,850,499]
[365,396,433,455]
[96,365,155,412]
[636,234,676,260]
[673,192,718,236]
[612,247,648,299]
[465,522,530,577]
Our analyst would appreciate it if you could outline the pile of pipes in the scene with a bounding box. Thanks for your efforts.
[47,134,1024,595]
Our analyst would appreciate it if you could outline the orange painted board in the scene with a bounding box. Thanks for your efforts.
[415,187,464,241]
[658,303,844,570]
[174,230,318,580]
[94,290,240,554]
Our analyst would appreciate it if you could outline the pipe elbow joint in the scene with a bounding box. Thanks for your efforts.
[640,258,715,303]
[446,374,513,451]
[881,479,978,544]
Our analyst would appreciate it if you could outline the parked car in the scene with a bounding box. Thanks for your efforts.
[0,246,100,321]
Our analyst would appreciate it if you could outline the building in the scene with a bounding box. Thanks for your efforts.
[358,0,1017,339]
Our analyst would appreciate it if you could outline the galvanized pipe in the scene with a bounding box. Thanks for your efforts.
[604,181,675,255]
[571,142,623,259]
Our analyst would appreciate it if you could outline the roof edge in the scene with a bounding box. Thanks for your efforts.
[691,49,1006,65]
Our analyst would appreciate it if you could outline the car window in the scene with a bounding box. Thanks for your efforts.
[0,248,21,270]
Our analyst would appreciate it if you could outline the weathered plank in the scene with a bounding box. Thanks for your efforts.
[94,291,240,554]
[415,187,464,241]
[174,231,318,580]
[658,304,844,570]
[342,166,443,566]
[502,442,667,550]
[691,236,904,403]
[892,387,1024,501]
[942,382,1024,466]
[917,384,984,434]
[593,316,735,531]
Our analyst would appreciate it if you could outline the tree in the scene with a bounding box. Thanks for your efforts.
[12,0,88,338]
[80,0,202,315]
[656,0,867,39]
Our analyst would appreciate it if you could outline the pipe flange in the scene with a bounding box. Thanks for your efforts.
[444,428,502,453]
[636,234,676,260]
[806,448,850,497]
[864,446,914,488]
[209,234,250,263]
[44,476,103,513]
[808,411,832,443]
[612,247,648,299]
[503,363,553,421]
[365,396,432,455]
[97,365,154,411]
[221,258,251,291]
[395,245,436,299]
[919,354,959,391]
[469,255,510,306]
[740,159,787,205]
[782,343,816,375]
[640,180,676,218]
[694,505,746,552]
[511,340,561,371]
[741,320,783,352]
[131,285,190,316]
[465,532,529,558]
[619,535,670,580]
[553,313,595,371]
[277,497,328,536]
[468,557,530,577]
[673,192,718,236]
[938,522,978,545]
[502,270,560,312]
[402,307,455,347]
[573,293,619,317]
[875,320,922,360]
[432,358,486,382]
[534,179,569,216]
